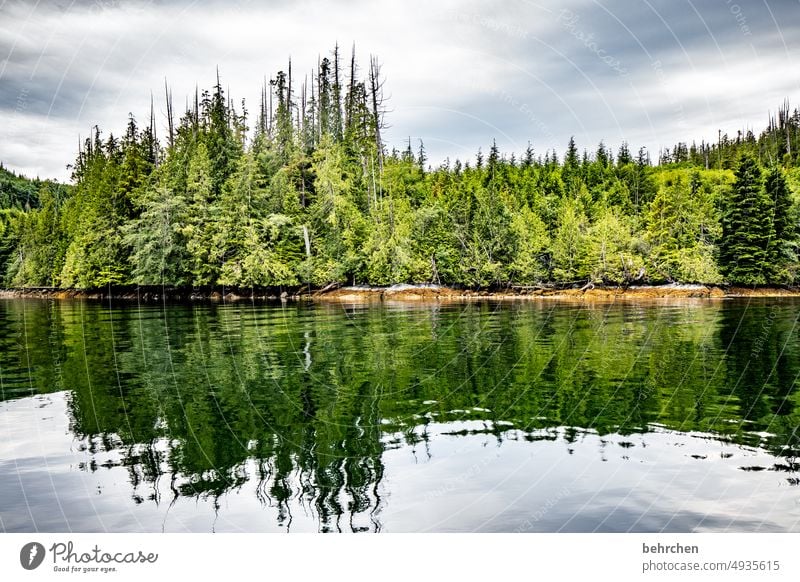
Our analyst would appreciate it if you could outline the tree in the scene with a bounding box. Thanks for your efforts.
[564,136,579,169]
[508,204,549,283]
[719,155,773,284]
[123,183,190,285]
[617,142,632,166]
[8,184,68,286]
[764,166,797,282]
[308,137,368,284]
[59,128,132,288]
[645,171,720,283]
[183,142,220,285]
[587,209,644,283]
[551,198,590,282]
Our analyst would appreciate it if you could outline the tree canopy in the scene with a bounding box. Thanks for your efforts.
[2,48,799,289]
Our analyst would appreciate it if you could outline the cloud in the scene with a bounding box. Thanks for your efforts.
[1,0,800,180]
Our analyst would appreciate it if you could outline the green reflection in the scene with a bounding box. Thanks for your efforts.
[1,298,799,530]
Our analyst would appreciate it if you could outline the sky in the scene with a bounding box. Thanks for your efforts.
[1,0,799,181]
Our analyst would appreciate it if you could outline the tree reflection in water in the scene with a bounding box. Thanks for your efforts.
[1,298,799,531]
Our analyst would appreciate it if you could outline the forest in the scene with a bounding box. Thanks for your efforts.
[1,45,800,290]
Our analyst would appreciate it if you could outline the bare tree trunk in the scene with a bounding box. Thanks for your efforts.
[369,55,385,199]
[287,58,292,111]
[431,255,440,285]
[302,225,311,259]
[333,43,343,138]
[348,44,357,129]
[149,93,157,167]
[164,79,174,149]
[268,77,273,137]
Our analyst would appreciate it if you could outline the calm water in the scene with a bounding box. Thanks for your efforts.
[1,297,799,532]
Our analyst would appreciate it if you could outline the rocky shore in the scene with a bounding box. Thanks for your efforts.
[3,283,800,303]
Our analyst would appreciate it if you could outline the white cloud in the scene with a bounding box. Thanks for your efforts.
[1,0,799,180]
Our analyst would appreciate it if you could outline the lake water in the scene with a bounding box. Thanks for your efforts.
[1,297,799,532]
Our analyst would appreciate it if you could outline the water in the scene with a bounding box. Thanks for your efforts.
[1,297,799,532]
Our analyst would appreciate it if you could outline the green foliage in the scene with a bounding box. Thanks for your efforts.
[221,214,300,287]
[551,198,591,282]
[0,164,46,209]
[586,209,645,283]
[183,142,220,285]
[362,197,423,285]
[764,166,797,282]
[123,184,190,285]
[5,56,800,289]
[58,130,130,288]
[646,170,721,283]
[508,204,549,283]
[0,208,22,284]
[719,155,774,284]
[6,185,68,286]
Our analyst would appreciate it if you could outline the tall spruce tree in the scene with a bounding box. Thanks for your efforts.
[764,165,796,282]
[719,154,772,284]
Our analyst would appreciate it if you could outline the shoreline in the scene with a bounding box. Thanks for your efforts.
[2,283,800,303]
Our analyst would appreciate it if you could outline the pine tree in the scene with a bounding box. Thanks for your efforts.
[184,142,219,285]
[123,183,190,285]
[564,137,579,169]
[522,142,534,168]
[764,166,796,282]
[719,154,773,284]
[617,142,632,166]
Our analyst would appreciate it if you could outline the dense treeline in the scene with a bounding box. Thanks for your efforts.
[0,165,71,285]
[1,164,71,210]
[2,47,799,289]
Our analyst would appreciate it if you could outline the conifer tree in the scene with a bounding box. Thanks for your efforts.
[764,165,796,282]
[719,154,772,284]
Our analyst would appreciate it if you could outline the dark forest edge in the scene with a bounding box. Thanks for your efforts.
[3,283,800,303]
[2,45,800,291]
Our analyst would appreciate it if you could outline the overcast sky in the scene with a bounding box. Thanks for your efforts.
[1,0,799,181]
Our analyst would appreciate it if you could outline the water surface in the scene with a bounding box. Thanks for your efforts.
[1,298,799,532]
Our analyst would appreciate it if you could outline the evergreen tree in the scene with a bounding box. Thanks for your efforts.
[764,166,796,282]
[183,142,220,285]
[551,198,590,282]
[617,142,632,166]
[204,79,243,192]
[646,171,720,283]
[564,136,579,169]
[123,183,190,285]
[719,155,772,284]
[508,204,549,283]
